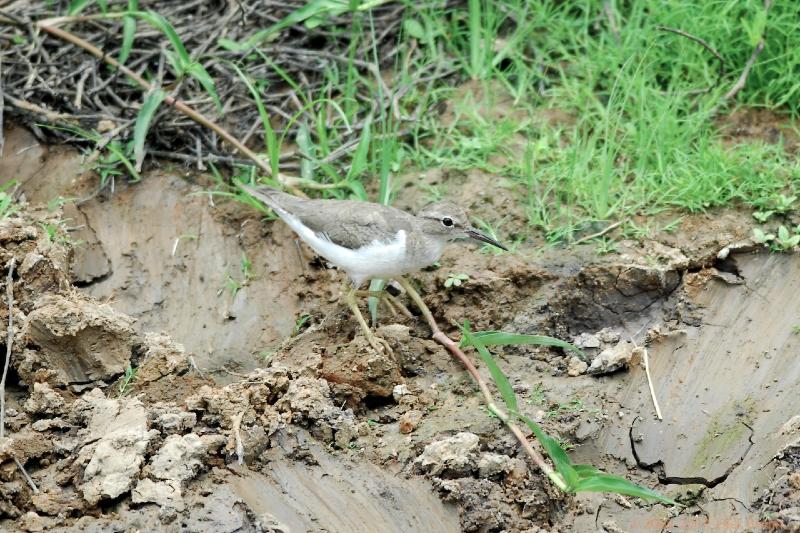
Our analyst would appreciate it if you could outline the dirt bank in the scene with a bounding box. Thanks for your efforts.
[1,126,798,532]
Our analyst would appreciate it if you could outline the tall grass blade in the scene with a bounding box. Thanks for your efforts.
[231,64,278,175]
[461,323,518,413]
[572,474,676,504]
[219,0,391,51]
[119,0,139,64]
[131,11,221,109]
[133,88,166,172]
[68,0,107,15]
[346,115,372,180]
[516,412,577,488]
[467,0,482,78]
[187,64,221,110]
[133,11,190,68]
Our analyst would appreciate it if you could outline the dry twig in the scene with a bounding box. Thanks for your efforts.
[13,456,39,493]
[656,25,726,95]
[712,0,773,113]
[0,257,16,440]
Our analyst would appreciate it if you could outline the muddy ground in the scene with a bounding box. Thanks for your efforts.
[0,123,799,532]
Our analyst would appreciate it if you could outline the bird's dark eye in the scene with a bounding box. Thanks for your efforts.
[442,217,454,227]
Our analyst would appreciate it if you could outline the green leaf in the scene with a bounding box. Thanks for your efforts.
[119,0,139,65]
[230,64,277,175]
[404,19,426,40]
[752,227,774,243]
[461,323,518,413]
[187,63,221,111]
[572,474,676,505]
[132,11,191,72]
[347,116,372,181]
[517,413,578,489]
[572,464,603,478]
[779,225,790,242]
[367,278,385,325]
[128,12,221,109]
[68,0,94,15]
[69,0,107,14]
[347,180,368,200]
[462,331,585,358]
[218,0,356,51]
[104,142,140,182]
[133,88,166,172]
[296,122,315,183]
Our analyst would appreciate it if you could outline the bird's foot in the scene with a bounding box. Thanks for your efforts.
[346,287,394,356]
[363,329,394,356]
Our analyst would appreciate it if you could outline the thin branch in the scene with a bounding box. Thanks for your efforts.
[720,42,764,103]
[13,456,39,493]
[0,55,4,156]
[0,257,16,440]
[642,347,662,420]
[656,26,725,94]
[572,220,623,246]
[712,0,773,113]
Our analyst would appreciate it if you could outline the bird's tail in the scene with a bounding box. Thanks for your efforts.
[237,183,295,215]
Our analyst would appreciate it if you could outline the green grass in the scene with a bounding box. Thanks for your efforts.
[56,1,800,245]
[398,0,800,245]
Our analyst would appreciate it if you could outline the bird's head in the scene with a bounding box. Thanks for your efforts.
[416,201,508,251]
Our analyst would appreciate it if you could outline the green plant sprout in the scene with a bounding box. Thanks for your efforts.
[444,273,469,288]
[117,364,138,397]
[221,272,243,298]
[292,313,312,336]
[460,323,675,505]
[0,181,19,219]
[754,225,800,251]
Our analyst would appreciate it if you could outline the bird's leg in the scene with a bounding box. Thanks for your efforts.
[353,290,413,319]
[395,277,439,333]
[345,287,393,355]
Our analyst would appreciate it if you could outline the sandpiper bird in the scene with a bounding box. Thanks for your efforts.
[239,183,507,353]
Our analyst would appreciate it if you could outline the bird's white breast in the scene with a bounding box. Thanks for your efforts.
[278,209,409,286]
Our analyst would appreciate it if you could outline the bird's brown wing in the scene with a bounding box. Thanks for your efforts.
[240,184,417,249]
[291,198,416,250]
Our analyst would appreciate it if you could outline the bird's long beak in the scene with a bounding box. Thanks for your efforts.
[466,228,509,251]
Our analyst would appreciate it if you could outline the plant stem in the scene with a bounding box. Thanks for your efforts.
[395,276,565,489]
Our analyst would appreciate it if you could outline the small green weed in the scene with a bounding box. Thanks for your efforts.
[460,323,674,504]
[444,273,469,289]
[0,183,19,219]
[118,364,138,397]
[546,399,585,419]
[292,313,312,336]
[221,272,243,298]
[240,252,253,282]
[594,238,618,255]
[754,225,800,252]
[527,383,546,406]
[38,221,72,246]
